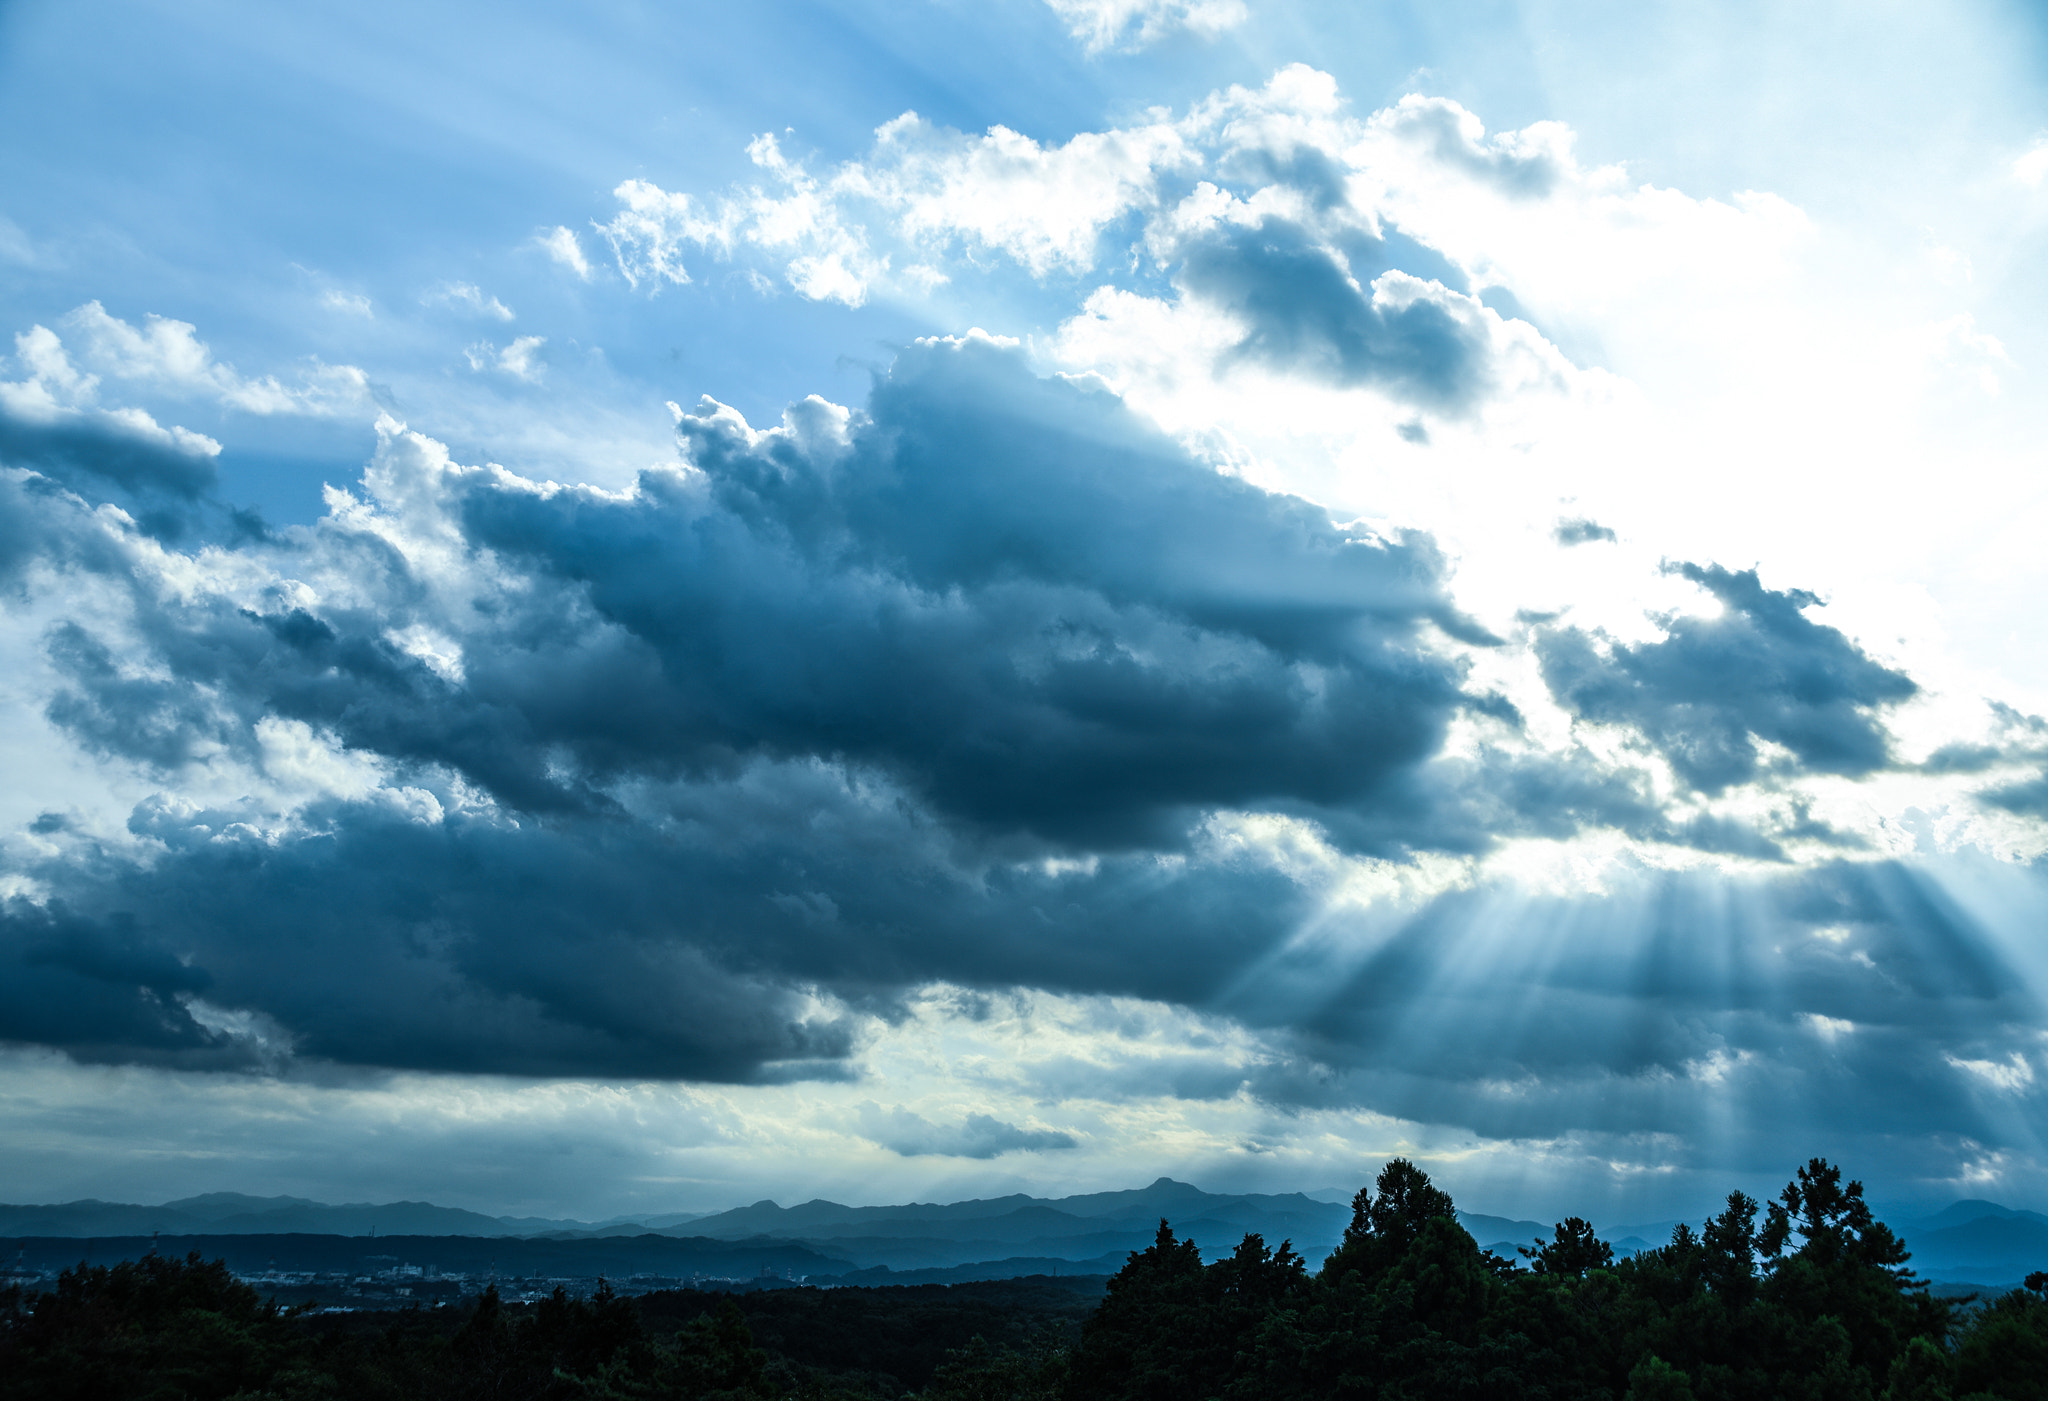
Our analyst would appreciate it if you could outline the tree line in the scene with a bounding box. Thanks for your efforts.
[2,1157,2044,1398]
[1066,1157,2045,1400]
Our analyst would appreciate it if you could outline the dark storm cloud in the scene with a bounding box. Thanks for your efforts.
[0,336,1483,1075]
[1537,563,1918,793]
[0,334,2026,1140]
[0,407,222,543]
[1177,217,1493,412]
[43,335,1480,851]
[1,763,1322,1078]
[0,410,217,501]
[0,898,247,1068]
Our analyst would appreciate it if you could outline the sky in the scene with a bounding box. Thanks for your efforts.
[2,0,2048,1228]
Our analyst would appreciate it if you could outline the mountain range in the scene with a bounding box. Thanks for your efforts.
[0,1193,692,1240]
[3,1184,2042,1288]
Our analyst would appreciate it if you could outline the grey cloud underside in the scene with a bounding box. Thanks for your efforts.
[1554,516,1616,546]
[3,338,1475,1078]
[0,473,118,589]
[0,410,215,502]
[0,900,225,1066]
[5,777,1315,1077]
[1391,101,1565,198]
[1538,563,1918,794]
[1177,218,1492,412]
[15,780,2042,1171]
[0,408,223,546]
[1243,856,2048,1174]
[0,338,2024,1167]
[1955,704,2048,816]
[50,338,1482,848]
[859,1104,1078,1158]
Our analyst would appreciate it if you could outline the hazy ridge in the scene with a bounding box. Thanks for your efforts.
[4,1182,2041,1288]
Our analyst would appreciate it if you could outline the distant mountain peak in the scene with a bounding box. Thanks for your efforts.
[160,1192,319,1212]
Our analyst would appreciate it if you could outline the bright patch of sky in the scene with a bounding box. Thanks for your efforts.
[2,0,2048,1224]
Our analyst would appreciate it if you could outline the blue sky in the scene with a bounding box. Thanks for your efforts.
[3,0,2048,1227]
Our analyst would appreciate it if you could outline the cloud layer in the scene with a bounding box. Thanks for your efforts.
[584,68,1575,432]
[3,50,2047,1214]
[2,311,2041,1201]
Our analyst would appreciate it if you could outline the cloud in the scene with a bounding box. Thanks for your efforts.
[424,281,515,321]
[1369,95,1571,200]
[2014,138,2048,188]
[0,335,1471,1078]
[1537,563,1918,794]
[0,898,243,1069]
[1923,312,2012,396]
[466,335,547,381]
[590,70,1571,419]
[1554,517,1616,546]
[1175,216,1493,410]
[0,324,222,511]
[320,290,373,318]
[847,114,1190,277]
[0,310,2045,1206]
[1044,0,1248,54]
[1947,1051,2035,1093]
[3,303,371,419]
[61,302,365,413]
[0,403,220,503]
[595,112,1187,305]
[538,226,592,279]
[857,1103,1077,1158]
[29,336,1471,849]
[1962,705,2048,819]
[0,215,35,266]
[591,91,1193,301]
[1242,853,2048,1159]
[598,135,889,303]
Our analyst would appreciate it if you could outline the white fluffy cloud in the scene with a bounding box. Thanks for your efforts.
[6,302,370,418]
[538,225,592,279]
[465,333,547,381]
[592,103,1199,304]
[847,114,1191,275]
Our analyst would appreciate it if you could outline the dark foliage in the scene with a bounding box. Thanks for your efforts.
[1066,1156,2039,1401]
[2,1164,2044,1399]
[0,1251,298,1400]
[0,1260,1098,1400]
[636,1277,1100,1395]
[1066,1221,1307,1400]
